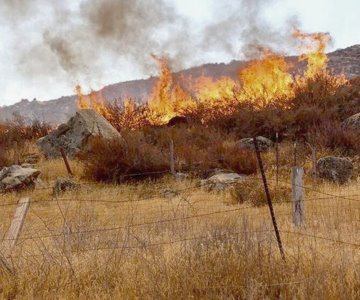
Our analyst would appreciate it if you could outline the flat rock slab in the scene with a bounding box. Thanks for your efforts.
[37,109,124,159]
[0,165,40,192]
[201,172,247,192]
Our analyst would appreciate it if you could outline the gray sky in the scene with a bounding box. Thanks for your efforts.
[0,0,359,106]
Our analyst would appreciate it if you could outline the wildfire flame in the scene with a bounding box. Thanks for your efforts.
[293,29,331,78]
[239,49,294,107]
[76,29,346,128]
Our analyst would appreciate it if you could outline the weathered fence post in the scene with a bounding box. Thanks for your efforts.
[275,132,279,186]
[0,197,31,274]
[312,146,317,179]
[253,137,286,261]
[291,167,305,227]
[60,148,73,177]
[293,141,298,167]
[169,140,176,176]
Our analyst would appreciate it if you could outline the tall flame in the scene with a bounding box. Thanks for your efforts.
[239,50,294,107]
[293,29,331,78]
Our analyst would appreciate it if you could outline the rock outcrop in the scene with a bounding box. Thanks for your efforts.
[341,113,360,130]
[37,109,123,158]
[201,172,246,191]
[237,136,273,152]
[316,156,353,184]
[0,165,40,192]
[160,188,180,199]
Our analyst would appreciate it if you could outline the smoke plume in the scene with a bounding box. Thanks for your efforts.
[1,0,301,91]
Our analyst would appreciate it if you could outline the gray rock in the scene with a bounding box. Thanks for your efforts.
[0,165,40,192]
[316,156,353,184]
[237,136,273,152]
[201,172,246,192]
[160,188,179,199]
[341,113,360,130]
[53,177,81,195]
[37,109,124,158]
[175,172,187,181]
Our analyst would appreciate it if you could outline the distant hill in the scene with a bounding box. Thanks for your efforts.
[1,45,359,125]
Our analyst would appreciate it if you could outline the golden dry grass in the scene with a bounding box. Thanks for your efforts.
[0,154,359,299]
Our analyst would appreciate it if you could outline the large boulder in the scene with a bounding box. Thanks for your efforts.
[37,109,123,158]
[0,165,40,192]
[201,172,246,191]
[237,136,273,152]
[341,113,360,130]
[316,156,353,184]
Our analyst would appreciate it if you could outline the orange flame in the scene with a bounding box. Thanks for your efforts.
[194,76,237,102]
[239,49,294,107]
[76,85,111,118]
[75,29,347,128]
[293,29,331,78]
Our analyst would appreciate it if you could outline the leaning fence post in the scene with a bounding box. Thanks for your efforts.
[0,197,31,274]
[253,137,286,261]
[169,140,176,176]
[291,167,305,227]
[60,148,73,177]
[275,132,279,186]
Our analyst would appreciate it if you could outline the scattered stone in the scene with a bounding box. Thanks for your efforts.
[175,172,187,181]
[0,165,40,192]
[201,172,247,192]
[22,153,40,165]
[341,112,360,130]
[316,156,353,184]
[37,109,124,159]
[53,177,81,195]
[237,136,273,152]
[160,188,179,199]
[207,168,235,178]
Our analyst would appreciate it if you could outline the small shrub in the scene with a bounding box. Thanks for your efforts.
[310,122,360,155]
[0,116,50,167]
[78,136,170,183]
[230,179,291,207]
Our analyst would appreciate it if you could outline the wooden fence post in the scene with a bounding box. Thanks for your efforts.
[275,132,279,186]
[291,167,305,227]
[312,146,317,179]
[169,140,176,176]
[60,148,73,177]
[0,197,31,274]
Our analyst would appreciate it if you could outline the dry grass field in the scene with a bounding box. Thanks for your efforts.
[0,154,359,299]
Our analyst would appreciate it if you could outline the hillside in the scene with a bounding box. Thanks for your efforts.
[1,45,359,125]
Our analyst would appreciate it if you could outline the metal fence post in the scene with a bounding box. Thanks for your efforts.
[253,137,286,261]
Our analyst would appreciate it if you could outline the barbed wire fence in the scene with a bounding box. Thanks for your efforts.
[0,139,359,277]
